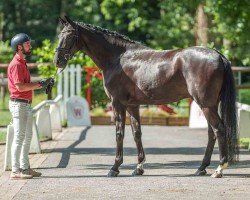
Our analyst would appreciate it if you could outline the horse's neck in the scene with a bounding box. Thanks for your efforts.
[78,28,131,70]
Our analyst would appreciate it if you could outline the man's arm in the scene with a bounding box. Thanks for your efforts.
[15,82,42,92]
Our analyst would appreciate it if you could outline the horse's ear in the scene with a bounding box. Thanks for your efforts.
[59,17,67,25]
[64,16,76,28]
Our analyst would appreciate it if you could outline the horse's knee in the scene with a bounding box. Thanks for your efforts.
[133,131,141,142]
[116,132,124,141]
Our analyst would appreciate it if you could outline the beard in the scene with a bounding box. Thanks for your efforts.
[21,48,31,56]
[23,49,31,56]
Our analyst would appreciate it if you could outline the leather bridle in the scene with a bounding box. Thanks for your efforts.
[55,25,79,61]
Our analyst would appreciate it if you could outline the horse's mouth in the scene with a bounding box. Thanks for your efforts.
[55,63,67,69]
[54,58,67,69]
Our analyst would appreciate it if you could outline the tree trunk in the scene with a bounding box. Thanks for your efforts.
[0,12,3,41]
[195,3,208,46]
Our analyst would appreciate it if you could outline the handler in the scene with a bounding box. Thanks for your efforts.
[8,33,52,179]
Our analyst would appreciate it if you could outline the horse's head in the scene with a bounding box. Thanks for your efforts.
[54,16,79,69]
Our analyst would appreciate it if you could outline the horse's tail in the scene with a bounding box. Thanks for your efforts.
[220,55,239,164]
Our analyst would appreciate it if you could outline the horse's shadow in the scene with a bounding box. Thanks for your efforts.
[40,126,250,173]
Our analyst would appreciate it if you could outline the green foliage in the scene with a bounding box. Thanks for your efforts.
[205,0,250,65]
[87,76,109,109]
[0,110,11,126]
[239,89,250,105]
[0,41,13,72]
[1,0,62,46]
[149,0,198,49]
[90,107,108,116]
[69,52,96,66]
[32,39,57,78]
[0,131,6,143]
[239,138,250,149]
[101,0,160,44]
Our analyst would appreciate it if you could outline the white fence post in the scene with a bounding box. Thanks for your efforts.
[76,64,81,95]
[63,67,69,105]
[4,125,14,171]
[30,117,42,154]
[36,105,52,139]
[50,103,62,132]
[70,64,75,97]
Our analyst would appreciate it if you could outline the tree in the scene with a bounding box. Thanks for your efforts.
[205,0,250,65]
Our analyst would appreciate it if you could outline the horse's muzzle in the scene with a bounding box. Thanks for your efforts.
[53,57,66,68]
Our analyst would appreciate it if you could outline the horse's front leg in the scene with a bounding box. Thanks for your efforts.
[107,100,126,177]
[127,106,145,176]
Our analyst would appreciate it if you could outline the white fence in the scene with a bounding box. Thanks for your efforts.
[4,95,63,171]
[57,64,82,120]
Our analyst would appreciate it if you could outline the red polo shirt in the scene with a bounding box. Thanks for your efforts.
[7,54,32,100]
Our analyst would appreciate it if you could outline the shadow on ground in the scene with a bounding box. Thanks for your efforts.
[40,126,250,172]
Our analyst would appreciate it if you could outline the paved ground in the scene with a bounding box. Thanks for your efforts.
[1,126,250,200]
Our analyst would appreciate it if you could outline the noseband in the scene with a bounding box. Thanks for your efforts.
[56,25,79,61]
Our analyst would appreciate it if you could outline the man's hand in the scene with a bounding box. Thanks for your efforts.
[39,78,53,88]
[45,78,55,94]
[39,77,55,94]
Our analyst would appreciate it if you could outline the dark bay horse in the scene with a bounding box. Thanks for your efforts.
[54,16,238,178]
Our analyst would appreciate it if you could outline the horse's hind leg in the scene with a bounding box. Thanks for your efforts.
[107,100,126,177]
[202,107,228,178]
[195,125,216,176]
[127,106,145,176]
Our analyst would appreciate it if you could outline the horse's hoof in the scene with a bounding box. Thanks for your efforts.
[194,169,207,176]
[132,168,144,176]
[107,169,119,177]
[211,171,223,178]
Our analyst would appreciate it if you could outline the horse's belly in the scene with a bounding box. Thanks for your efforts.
[126,84,189,105]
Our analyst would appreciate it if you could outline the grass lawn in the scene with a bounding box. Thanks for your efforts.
[0,131,6,143]
[0,110,12,126]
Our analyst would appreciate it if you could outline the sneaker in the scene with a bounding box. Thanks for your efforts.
[23,168,42,177]
[10,171,33,180]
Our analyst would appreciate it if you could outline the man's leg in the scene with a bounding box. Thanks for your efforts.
[20,104,32,170]
[10,101,33,179]
[20,104,41,177]
[10,101,27,172]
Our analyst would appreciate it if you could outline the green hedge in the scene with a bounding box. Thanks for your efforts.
[239,89,250,105]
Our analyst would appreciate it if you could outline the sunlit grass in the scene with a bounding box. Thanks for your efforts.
[0,131,6,143]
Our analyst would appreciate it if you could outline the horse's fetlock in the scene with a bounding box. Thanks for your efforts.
[115,157,123,165]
